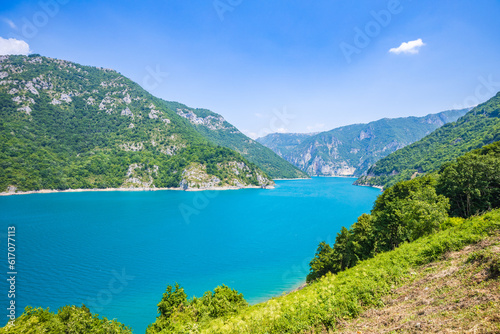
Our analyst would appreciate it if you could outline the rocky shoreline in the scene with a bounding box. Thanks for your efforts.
[353,183,384,191]
[0,184,275,196]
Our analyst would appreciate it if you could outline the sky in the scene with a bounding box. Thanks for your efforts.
[1,0,499,138]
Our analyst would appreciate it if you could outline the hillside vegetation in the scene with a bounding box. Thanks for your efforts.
[162,100,308,179]
[0,55,276,192]
[308,141,500,282]
[257,109,467,177]
[356,92,500,188]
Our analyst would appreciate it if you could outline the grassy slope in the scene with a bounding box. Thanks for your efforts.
[200,209,500,333]
[357,92,500,188]
[338,235,500,333]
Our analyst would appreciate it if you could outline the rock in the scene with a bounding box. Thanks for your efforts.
[25,82,39,95]
[121,107,133,117]
[123,94,131,104]
[60,94,72,103]
[18,106,32,115]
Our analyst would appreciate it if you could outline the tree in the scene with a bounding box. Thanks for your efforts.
[437,152,500,218]
[157,283,187,319]
[372,176,448,252]
[307,241,335,282]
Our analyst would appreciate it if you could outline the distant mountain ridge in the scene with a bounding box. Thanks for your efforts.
[257,109,469,177]
[355,92,500,188]
[0,55,302,193]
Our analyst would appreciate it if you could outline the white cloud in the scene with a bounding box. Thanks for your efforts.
[0,37,31,55]
[275,127,288,133]
[389,38,425,55]
[3,18,17,30]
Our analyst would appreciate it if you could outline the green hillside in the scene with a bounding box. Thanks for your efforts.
[0,55,275,193]
[257,109,468,177]
[356,92,500,188]
[162,100,309,179]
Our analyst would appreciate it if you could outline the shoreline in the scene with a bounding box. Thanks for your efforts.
[0,184,276,197]
[286,281,308,295]
[354,183,384,191]
[273,177,310,180]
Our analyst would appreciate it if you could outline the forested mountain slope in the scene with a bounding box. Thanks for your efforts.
[257,109,468,176]
[162,100,308,179]
[356,92,500,188]
[0,55,275,193]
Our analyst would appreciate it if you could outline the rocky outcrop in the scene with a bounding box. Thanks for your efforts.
[180,162,273,190]
[176,108,229,130]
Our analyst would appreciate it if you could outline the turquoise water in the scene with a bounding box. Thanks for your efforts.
[0,177,380,333]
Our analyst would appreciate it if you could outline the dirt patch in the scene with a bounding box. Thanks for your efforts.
[335,236,500,333]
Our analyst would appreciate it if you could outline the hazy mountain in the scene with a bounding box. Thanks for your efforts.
[257,109,468,177]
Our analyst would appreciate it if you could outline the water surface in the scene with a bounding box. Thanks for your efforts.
[0,177,380,332]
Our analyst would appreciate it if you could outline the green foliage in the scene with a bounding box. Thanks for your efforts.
[147,284,248,333]
[0,305,131,333]
[372,176,449,252]
[436,141,500,218]
[0,55,271,192]
[163,100,308,179]
[157,283,188,319]
[308,176,449,282]
[307,241,335,282]
[358,92,500,188]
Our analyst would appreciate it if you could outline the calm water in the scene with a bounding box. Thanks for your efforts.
[0,178,379,333]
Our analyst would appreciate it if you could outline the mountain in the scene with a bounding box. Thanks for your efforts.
[255,132,316,158]
[0,55,280,193]
[161,101,308,179]
[257,109,468,177]
[356,92,500,189]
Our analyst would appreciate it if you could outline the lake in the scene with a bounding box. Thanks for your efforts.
[0,177,380,333]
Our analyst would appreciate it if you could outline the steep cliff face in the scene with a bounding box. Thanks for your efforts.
[257,109,469,177]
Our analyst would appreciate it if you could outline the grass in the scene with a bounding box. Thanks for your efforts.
[198,209,500,333]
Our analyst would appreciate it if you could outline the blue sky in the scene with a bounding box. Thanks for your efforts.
[1,0,499,138]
